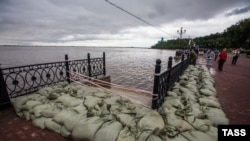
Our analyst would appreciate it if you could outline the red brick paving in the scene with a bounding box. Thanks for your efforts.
[0,107,72,141]
[210,54,250,124]
[1,54,250,141]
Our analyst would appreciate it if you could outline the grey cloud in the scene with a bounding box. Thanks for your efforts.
[226,5,250,16]
[0,0,250,45]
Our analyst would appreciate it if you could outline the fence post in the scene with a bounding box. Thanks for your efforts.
[103,52,106,76]
[0,65,11,109]
[166,56,173,93]
[151,59,161,109]
[65,54,70,83]
[181,54,185,75]
[167,56,173,70]
[87,53,91,80]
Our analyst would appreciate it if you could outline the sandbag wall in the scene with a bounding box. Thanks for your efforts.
[10,65,229,141]
[158,65,229,141]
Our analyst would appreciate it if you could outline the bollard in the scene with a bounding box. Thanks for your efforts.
[65,54,70,83]
[151,59,161,109]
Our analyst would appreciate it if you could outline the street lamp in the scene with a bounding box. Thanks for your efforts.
[177,27,186,48]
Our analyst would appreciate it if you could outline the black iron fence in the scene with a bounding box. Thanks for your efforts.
[151,54,190,109]
[0,52,106,108]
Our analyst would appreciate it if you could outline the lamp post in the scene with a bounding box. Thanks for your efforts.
[177,27,186,49]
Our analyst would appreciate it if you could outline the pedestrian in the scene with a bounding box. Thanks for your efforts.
[207,50,214,68]
[190,48,198,65]
[214,49,219,61]
[218,48,227,71]
[231,49,240,65]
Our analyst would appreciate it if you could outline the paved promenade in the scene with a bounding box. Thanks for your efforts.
[197,54,250,124]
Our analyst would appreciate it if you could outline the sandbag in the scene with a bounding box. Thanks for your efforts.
[32,117,51,129]
[116,113,136,127]
[116,127,136,141]
[72,117,104,141]
[181,130,215,141]
[93,121,123,141]
[138,110,165,135]
[166,114,193,132]
[21,100,43,112]
[84,96,102,109]
[45,119,62,134]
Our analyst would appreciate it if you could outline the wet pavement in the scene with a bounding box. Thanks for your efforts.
[1,54,250,141]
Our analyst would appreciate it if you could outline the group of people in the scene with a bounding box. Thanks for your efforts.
[189,48,240,71]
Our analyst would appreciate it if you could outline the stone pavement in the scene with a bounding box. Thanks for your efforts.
[197,54,250,124]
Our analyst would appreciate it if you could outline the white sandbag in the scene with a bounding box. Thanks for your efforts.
[146,134,162,141]
[32,117,51,129]
[37,87,53,96]
[93,91,110,98]
[162,96,184,109]
[21,100,43,112]
[181,130,215,141]
[205,108,229,125]
[64,114,87,132]
[84,96,102,109]
[10,96,29,112]
[47,93,61,100]
[72,117,104,141]
[93,121,123,141]
[206,126,218,140]
[116,113,136,127]
[135,107,154,118]
[32,104,50,117]
[165,134,189,141]
[55,95,82,107]
[71,104,87,114]
[53,109,78,125]
[185,116,213,132]
[138,110,165,135]
[41,106,61,118]
[104,96,121,105]
[116,127,136,141]
[167,91,178,97]
[199,98,220,108]
[200,89,216,96]
[23,111,31,120]
[45,119,62,134]
[166,114,193,132]
[60,126,71,137]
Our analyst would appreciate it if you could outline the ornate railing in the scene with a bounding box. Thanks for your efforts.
[151,54,190,109]
[0,52,106,108]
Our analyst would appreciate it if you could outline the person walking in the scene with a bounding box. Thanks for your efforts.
[190,48,198,65]
[218,48,227,71]
[231,49,240,65]
[214,49,219,61]
[207,50,214,69]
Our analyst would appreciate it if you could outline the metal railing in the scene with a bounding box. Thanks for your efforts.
[151,54,190,109]
[0,52,106,108]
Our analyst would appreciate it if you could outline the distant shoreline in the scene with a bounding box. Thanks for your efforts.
[0,45,150,49]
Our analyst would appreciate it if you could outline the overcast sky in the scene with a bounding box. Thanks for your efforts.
[0,0,250,47]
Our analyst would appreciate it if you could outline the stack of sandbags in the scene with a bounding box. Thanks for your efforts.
[10,65,228,141]
[159,65,229,141]
[10,82,166,141]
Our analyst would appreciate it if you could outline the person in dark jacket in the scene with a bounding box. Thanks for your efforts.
[231,49,240,65]
[190,48,197,65]
[218,48,227,71]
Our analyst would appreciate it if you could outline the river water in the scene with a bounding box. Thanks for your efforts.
[0,46,177,91]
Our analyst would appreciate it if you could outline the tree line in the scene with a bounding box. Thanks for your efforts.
[151,18,250,50]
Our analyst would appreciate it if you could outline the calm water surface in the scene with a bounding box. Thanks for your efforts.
[0,46,177,91]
